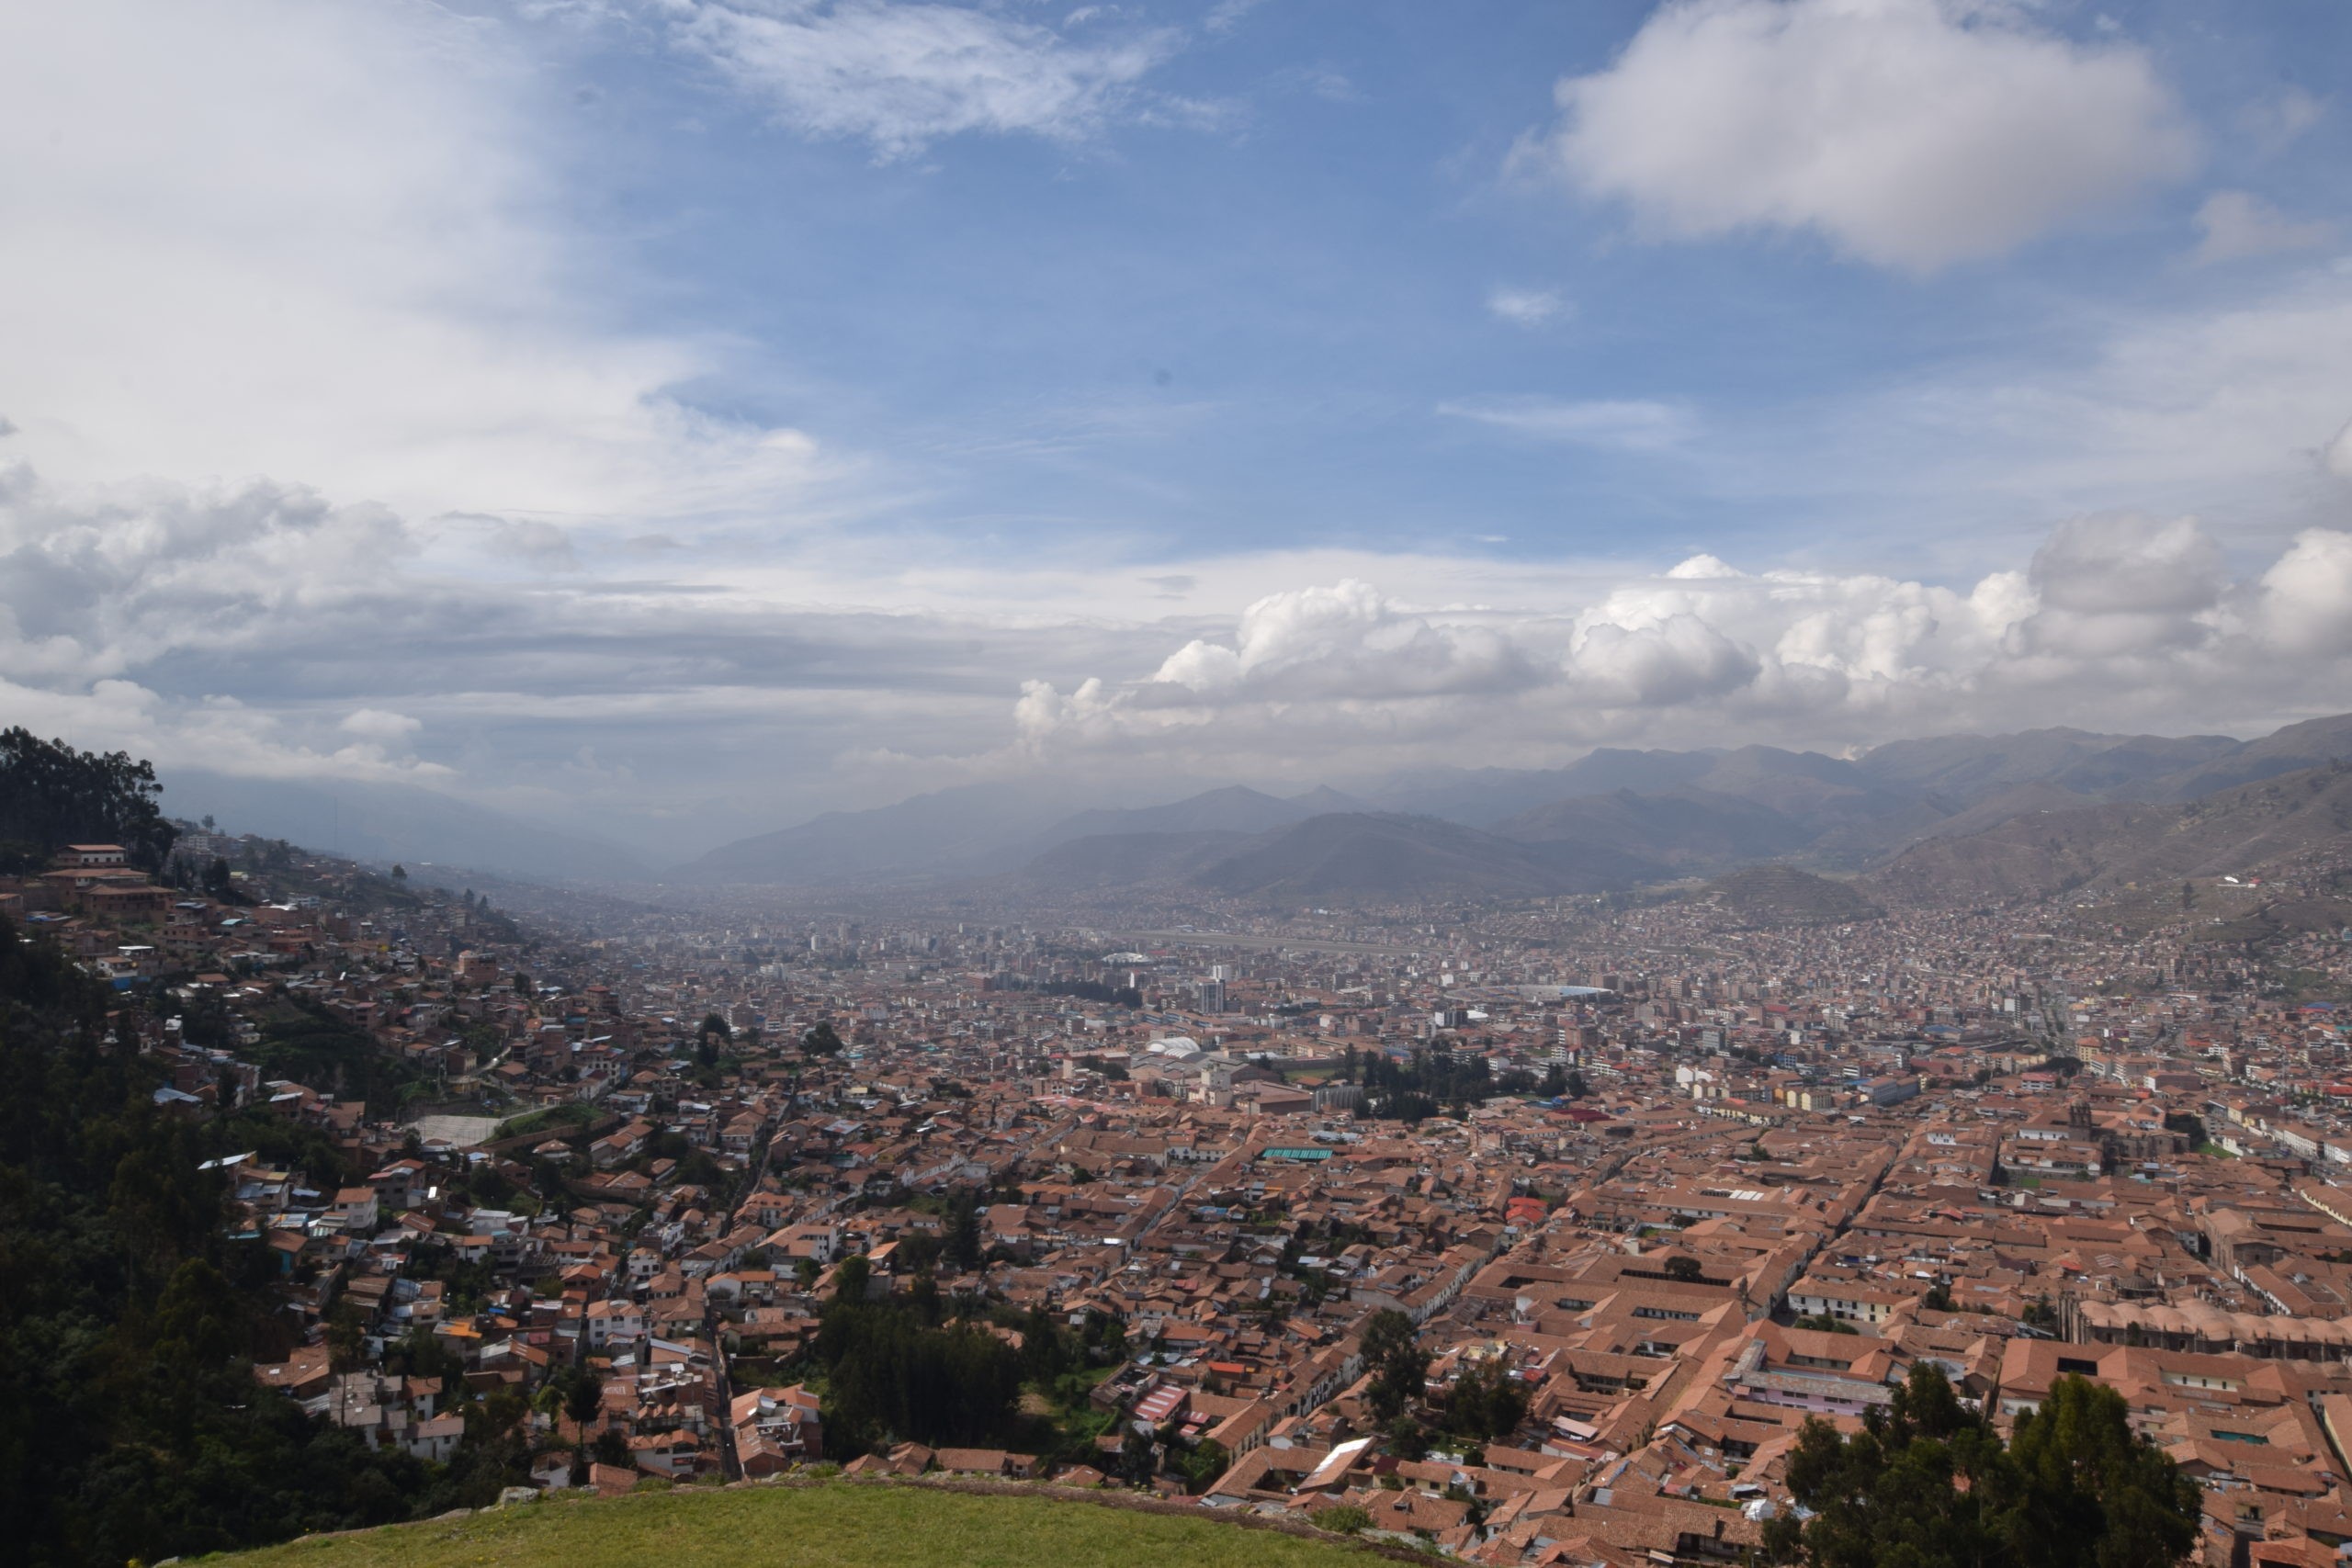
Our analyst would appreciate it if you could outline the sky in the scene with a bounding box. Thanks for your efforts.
[3,0,2351,863]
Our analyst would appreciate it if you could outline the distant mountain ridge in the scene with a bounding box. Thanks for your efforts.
[1034,784,1339,848]
[1863,759,2352,908]
[671,712,2352,906]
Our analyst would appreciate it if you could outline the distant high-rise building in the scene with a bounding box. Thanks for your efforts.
[1196,978,1227,1014]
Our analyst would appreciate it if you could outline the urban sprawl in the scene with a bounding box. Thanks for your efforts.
[23,823,2352,1568]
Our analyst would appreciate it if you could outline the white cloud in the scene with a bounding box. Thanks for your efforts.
[1012,517,2352,776]
[2191,190,2335,266]
[1521,0,2198,273]
[1440,396,1694,451]
[2260,527,2352,657]
[662,1,1179,157]
[1140,580,1547,701]
[341,708,424,742]
[0,0,829,525]
[1486,286,1571,327]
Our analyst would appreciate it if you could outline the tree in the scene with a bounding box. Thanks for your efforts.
[563,1367,604,1429]
[813,1285,1024,1458]
[1662,1255,1703,1282]
[1360,1308,1428,1424]
[1446,1359,1527,1441]
[0,727,177,871]
[802,1020,845,1057]
[1761,1365,2198,1568]
[324,1300,368,1372]
[1171,1438,1229,1494]
[894,1230,943,1275]
[946,1190,984,1273]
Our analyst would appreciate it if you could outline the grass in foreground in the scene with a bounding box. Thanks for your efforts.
[209,1481,1379,1568]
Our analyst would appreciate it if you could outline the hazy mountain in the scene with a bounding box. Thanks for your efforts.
[160,770,650,883]
[2046,733,2249,797]
[1035,784,1317,848]
[1190,812,1625,902]
[1852,721,2352,807]
[1018,829,1250,890]
[1360,750,1716,826]
[674,779,1103,886]
[1858,727,2176,805]
[1701,863,1882,925]
[1685,745,1928,835]
[662,712,2352,894]
[1863,761,2352,908]
[1892,780,2100,844]
[1493,786,1807,871]
[2144,713,2352,800]
[1289,784,1369,815]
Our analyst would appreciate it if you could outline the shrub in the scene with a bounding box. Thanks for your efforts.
[1317,1506,1372,1535]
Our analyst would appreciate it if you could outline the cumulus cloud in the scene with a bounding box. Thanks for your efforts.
[2192,190,2335,266]
[1521,0,2198,273]
[1140,580,1548,703]
[662,0,1179,157]
[2261,527,2352,657]
[1011,516,2352,774]
[1439,396,1695,451]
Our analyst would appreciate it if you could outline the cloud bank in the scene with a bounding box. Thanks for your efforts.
[1013,514,2352,778]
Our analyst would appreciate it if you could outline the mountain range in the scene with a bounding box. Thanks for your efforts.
[157,713,2352,901]
[681,711,2352,908]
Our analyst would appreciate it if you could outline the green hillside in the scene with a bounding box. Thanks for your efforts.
[209,1482,1388,1568]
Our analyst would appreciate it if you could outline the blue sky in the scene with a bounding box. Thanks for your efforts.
[3,0,2350,860]
[540,0,2344,568]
